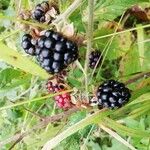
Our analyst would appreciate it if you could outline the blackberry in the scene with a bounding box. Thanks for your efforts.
[32,1,59,23]
[54,93,72,110]
[36,30,78,74]
[89,51,102,69]
[32,1,49,22]
[46,80,64,93]
[97,80,131,109]
[21,34,36,56]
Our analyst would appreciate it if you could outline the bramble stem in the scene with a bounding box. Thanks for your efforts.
[92,24,150,41]
[84,0,94,101]
[0,107,79,147]
[125,71,150,85]
[53,0,82,24]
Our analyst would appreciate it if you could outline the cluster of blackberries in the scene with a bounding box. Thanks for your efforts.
[89,51,102,69]
[21,1,132,111]
[96,80,131,109]
[32,1,58,23]
[21,30,78,74]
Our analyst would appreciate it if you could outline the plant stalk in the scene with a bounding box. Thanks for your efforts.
[84,0,94,101]
[53,0,82,24]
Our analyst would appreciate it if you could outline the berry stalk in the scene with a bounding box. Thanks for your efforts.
[84,0,94,101]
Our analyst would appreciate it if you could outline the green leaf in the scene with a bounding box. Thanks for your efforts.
[73,68,83,79]
[104,117,150,138]
[0,68,21,84]
[119,45,142,76]
[93,28,132,60]
[0,42,50,79]
[67,77,82,88]
[94,0,149,21]
[0,75,30,93]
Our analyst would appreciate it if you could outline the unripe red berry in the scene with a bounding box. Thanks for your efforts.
[54,93,72,110]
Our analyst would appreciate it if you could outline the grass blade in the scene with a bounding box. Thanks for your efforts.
[100,124,137,150]
[104,117,150,138]
[137,25,145,67]
[0,42,50,79]
[0,90,73,111]
[127,93,150,106]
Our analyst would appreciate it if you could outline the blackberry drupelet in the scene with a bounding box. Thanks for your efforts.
[89,51,102,69]
[97,80,131,109]
[21,34,36,56]
[36,30,78,74]
[32,1,49,22]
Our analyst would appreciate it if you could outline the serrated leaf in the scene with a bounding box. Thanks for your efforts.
[0,42,50,79]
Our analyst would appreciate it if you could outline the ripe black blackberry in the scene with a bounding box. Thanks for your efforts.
[36,30,78,74]
[21,34,36,56]
[97,80,131,109]
[32,1,49,22]
[89,51,102,69]
[32,1,59,23]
